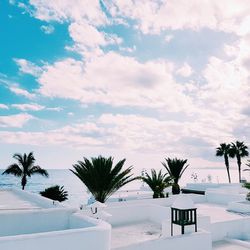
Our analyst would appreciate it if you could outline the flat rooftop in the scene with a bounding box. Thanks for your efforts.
[197,203,245,223]
[111,202,250,249]
[111,221,161,249]
[0,190,41,210]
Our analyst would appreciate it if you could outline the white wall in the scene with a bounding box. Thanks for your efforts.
[106,204,171,226]
[0,226,111,250]
[211,218,247,241]
[0,208,76,236]
[206,190,245,205]
[0,212,111,250]
[107,194,206,208]
[185,183,242,192]
[113,230,212,250]
[228,201,250,213]
[69,213,97,229]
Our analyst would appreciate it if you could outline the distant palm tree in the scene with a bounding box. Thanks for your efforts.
[162,158,189,194]
[229,141,249,183]
[2,152,49,190]
[141,169,172,198]
[216,143,231,183]
[40,185,68,202]
[70,156,139,203]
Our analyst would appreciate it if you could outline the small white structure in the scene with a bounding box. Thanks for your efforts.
[87,201,112,220]
[172,195,196,209]
[88,201,107,214]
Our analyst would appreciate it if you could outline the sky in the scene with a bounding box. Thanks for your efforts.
[0,0,249,172]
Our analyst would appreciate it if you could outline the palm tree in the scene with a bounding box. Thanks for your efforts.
[162,158,189,194]
[229,141,249,182]
[2,152,49,190]
[216,143,231,183]
[70,156,139,203]
[141,169,172,198]
[40,185,68,202]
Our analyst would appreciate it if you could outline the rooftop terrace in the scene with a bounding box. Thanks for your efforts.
[0,190,41,210]
[112,221,161,249]
[196,203,244,223]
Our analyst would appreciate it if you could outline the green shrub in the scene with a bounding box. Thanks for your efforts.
[243,182,250,190]
[40,185,68,202]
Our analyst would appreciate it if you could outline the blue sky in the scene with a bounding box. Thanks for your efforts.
[0,0,249,172]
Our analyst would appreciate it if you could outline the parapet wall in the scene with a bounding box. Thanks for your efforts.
[0,210,111,250]
[113,230,212,250]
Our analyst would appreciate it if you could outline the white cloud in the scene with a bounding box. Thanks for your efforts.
[107,0,250,35]
[12,103,45,111]
[0,113,33,128]
[9,86,36,99]
[46,107,63,111]
[37,52,194,112]
[120,45,136,53]
[0,112,237,160]
[0,75,36,99]
[11,104,63,112]
[0,104,9,110]
[0,126,103,147]
[96,113,235,154]
[200,55,250,115]
[69,22,106,48]
[40,24,54,34]
[28,0,107,25]
[68,21,122,57]
[14,58,42,77]
[176,63,193,77]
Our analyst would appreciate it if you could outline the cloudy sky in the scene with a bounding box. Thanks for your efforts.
[0,0,249,171]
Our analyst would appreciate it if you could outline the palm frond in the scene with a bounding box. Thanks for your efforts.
[2,164,22,176]
[13,153,24,166]
[29,166,49,177]
[230,141,249,158]
[40,185,68,202]
[70,155,138,202]
[141,169,172,198]
[216,143,231,156]
[162,157,189,194]
[162,157,188,183]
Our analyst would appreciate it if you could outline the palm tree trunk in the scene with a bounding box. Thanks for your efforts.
[237,155,241,183]
[21,175,27,190]
[226,166,231,183]
[172,179,180,194]
[224,155,231,183]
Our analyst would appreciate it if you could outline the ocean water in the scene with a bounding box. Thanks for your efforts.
[0,168,249,206]
[0,169,87,207]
